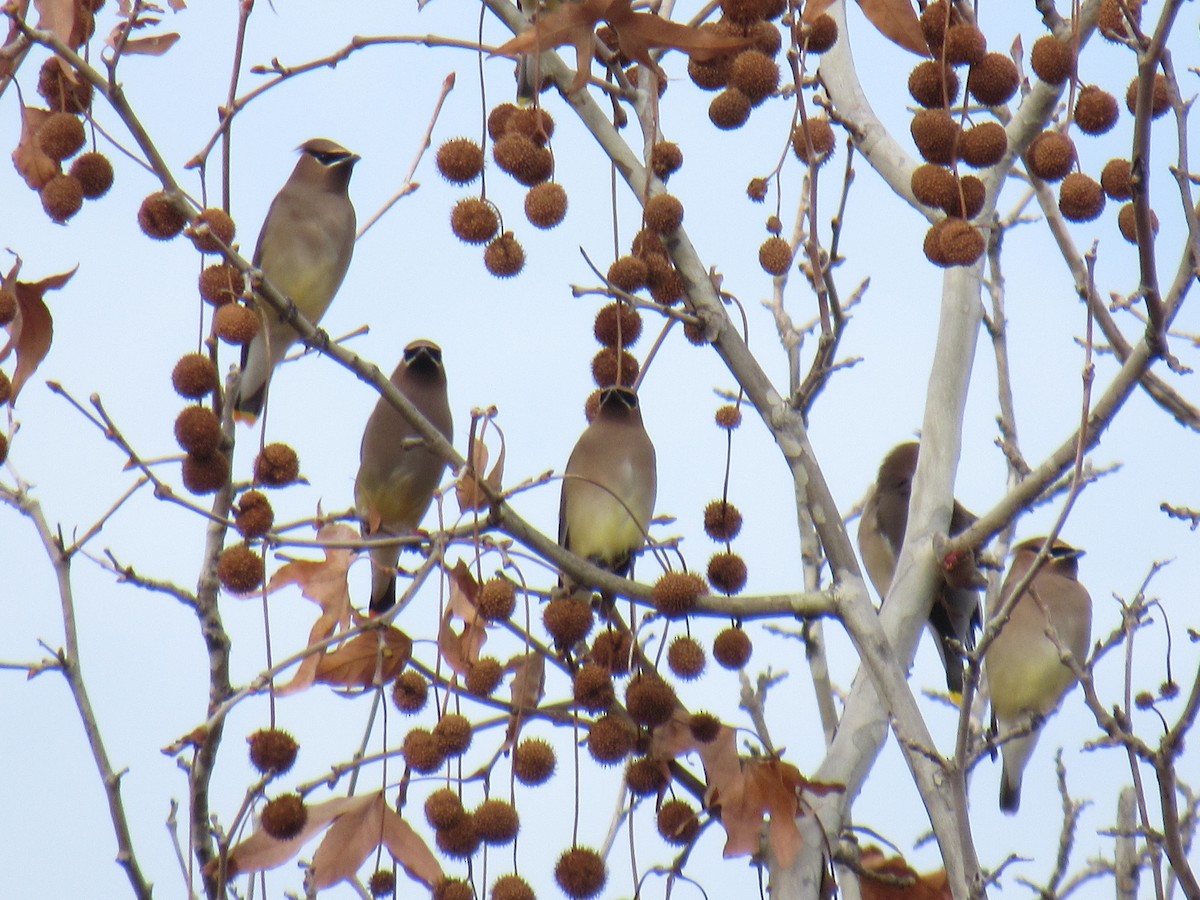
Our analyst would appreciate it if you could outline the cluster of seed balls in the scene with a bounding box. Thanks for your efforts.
[686,0,839,131]
[439,105,567,278]
[26,58,114,224]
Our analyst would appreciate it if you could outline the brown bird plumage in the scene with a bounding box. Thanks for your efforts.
[355,340,453,614]
[559,387,657,582]
[985,537,1092,813]
[857,441,981,696]
[235,138,359,422]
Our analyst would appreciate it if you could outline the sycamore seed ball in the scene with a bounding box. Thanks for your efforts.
[1075,85,1119,135]
[593,302,643,349]
[758,236,793,276]
[450,197,499,245]
[392,670,429,713]
[658,799,700,845]
[748,20,783,57]
[709,88,751,130]
[573,664,616,713]
[690,711,722,742]
[506,107,555,145]
[436,137,485,184]
[587,714,636,765]
[588,629,633,675]
[174,405,222,456]
[525,181,568,229]
[261,795,307,841]
[217,542,264,594]
[625,673,677,728]
[0,370,11,407]
[474,799,520,845]
[721,0,767,27]
[804,14,839,53]
[465,656,504,697]
[182,450,230,495]
[704,499,743,541]
[942,174,985,219]
[37,112,86,161]
[1027,131,1077,182]
[791,117,836,166]
[713,626,753,669]
[1098,0,1142,41]
[715,404,742,429]
[650,141,684,181]
[911,163,957,209]
[1059,172,1106,222]
[555,847,607,900]
[967,53,1019,106]
[0,433,7,465]
[708,551,748,595]
[248,728,299,776]
[1030,35,1075,85]
[1125,74,1170,119]
[1101,158,1133,199]
[40,174,83,223]
[487,103,519,140]
[652,571,706,618]
[688,44,731,91]
[607,255,648,293]
[1117,202,1159,243]
[234,490,275,540]
[729,50,779,106]
[513,737,556,785]
[943,24,987,67]
[908,61,959,109]
[253,442,300,486]
[69,151,113,199]
[37,58,93,113]
[484,232,525,278]
[667,636,706,680]
[747,177,768,202]
[368,870,397,898]
[920,0,955,53]
[959,122,1007,169]
[199,263,242,306]
[492,875,534,900]
[434,879,475,900]
[591,347,639,388]
[910,109,960,165]
[478,577,517,621]
[189,208,236,254]
[644,193,684,234]
[138,191,187,240]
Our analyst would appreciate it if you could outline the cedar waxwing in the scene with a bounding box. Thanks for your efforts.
[559,387,657,582]
[985,537,1092,814]
[857,441,982,696]
[355,340,453,614]
[234,138,359,423]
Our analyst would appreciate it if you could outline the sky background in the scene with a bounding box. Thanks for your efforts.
[2,0,1198,897]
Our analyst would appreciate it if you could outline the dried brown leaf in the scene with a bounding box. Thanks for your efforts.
[119,32,181,55]
[855,0,929,57]
[12,104,60,190]
[0,258,74,403]
[34,0,80,48]
[859,846,953,900]
[455,434,506,512]
[314,626,412,690]
[226,794,370,877]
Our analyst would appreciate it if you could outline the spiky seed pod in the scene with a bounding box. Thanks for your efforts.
[1117,202,1159,243]
[941,174,985,219]
[943,24,986,66]
[708,551,749,595]
[450,197,500,244]
[433,879,474,900]
[0,371,11,407]
[607,255,649,293]
[487,103,519,140]
[625,673,677,728]
[922,219,954,266]
[40,174,83,223]
[908,61,959,109]
[919,0,955,52]
[583,389,603,423]
[253,442,300,487]
[658,799,700,845]
[804,14,838,53]
[493,132,537,177]
[37,58,93,113]
[933,218,985,267]
[687,39,731,91]
[626,756,669,795]
[651,142,684,181]
[493,874,535,900]
[433,713,473,758]
[714,404,742,429]
[1075,85,1119,135]
[704,499,743,541]
[588,713,636,765]
[425,788,465,830]
[0,432,7,465]
[1101,158,1133,199]
[435,815,481,860]
[466,656,504,697]
[690,711,722,742]
[791,117,836,166]
[474,800,519,845]
[746,177,768,202]
[729,50,779,106]
[368,870,396,897]
[910,163,958,209]
[478,577,517,621]
[555,847,607,900]
[959,122,1007,169]
[1098,0,1142,41]
[213,303,259,345]
[967,53,1018,106]
[436,137,485,184]
[138,191,187,240]
[188,208,236,254]
[910,110,960,165]
[591,347,639,388]
[1125,74,1170,119]
[484,232,525,278]
[174,405,222,456]
[593,302,643,349]
[392,670,428,713]
[261,794,307,840]
[513,737,556,785]
[1058,172,1106,222]
[217,542,264,594]
[632,228,668,261]
[588,629,633,675]
[646,260,685,305]
[234,490,274,539]
[0,289,15,327]
[69,151,113,199]
[708,88,752,130]
[507,107,555,145]
[198,263,242,306]
[181,451,230,495]
[747,20,782,57]
[248,728,299,775]
[573,664,616,712]
[758,236,792,276]
[402,728,445,774]
[765,215,783,235]
[667,636,706,680]
[37,112,85,161]
[525,181,568,229]
[722,0,767,26]
[543,596,594,649]
[713,626,753,669]
[1030,35,1075,85]
[652,571,706,619]
[1027,131,1077,182]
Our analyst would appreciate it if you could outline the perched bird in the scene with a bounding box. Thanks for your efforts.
[985,537,1092,814]
[857,441,982,696]
[559,387,657,583]
[355,340,453,614]
[234,138,359,423]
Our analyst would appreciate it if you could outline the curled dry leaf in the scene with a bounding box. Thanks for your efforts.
[439,561,488,674]
[503,651,546,746]
[858,846,952,900]
[117,32,182,55]
[310,792,443,889]
[0,258,75,403]
[856,0,929,57]
[314,626,412,690]
[13,104,60,190]
[225,794,369,878]
[455,431,505,513]
[34,0,89,50]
